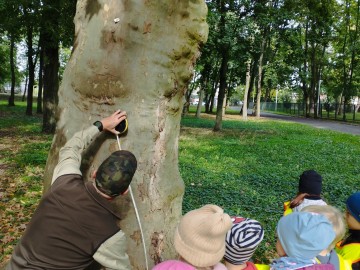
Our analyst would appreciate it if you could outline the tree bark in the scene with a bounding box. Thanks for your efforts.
[255,34,267,118]
[302,22,310,117]
[22,68,28,102]
[42,0,61,133]
[242,59,251,121]
[214,0,228,131]
[196,87,204,118]
[214,47,228,131]
[247,59,257,108]
[43,1,208,269]
[8,33,16,106]
[42,42,59,133]
[37,40,44,114]
[25,25,35,116]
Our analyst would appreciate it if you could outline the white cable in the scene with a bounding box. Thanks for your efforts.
[116,134,149,270]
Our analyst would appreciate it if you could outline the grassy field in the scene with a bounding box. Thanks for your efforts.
[1,100,359,264]
[179,113,360,261]
[0,101,53,265]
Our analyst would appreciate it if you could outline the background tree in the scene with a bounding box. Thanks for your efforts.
[0,39,11,87]
[42,0,208,269]
[22,0,41,116]
[41,0,77,133]
[326,0,360,120]
[0,0,23,106]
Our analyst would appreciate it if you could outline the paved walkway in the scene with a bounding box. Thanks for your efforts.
[260,111,360,136]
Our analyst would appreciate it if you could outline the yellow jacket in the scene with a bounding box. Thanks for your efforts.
[335,241,360,269]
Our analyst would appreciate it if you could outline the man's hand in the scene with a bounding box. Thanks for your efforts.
[101,110,127,135]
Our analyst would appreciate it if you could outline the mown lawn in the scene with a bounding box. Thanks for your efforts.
[1,100,359,265]
[179,114,360,262]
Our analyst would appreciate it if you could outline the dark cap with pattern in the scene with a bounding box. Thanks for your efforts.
[95,150,137,197]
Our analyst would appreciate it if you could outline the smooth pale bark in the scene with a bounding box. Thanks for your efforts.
[37,41,44,114]
[196,87,204,118]
[255,36,266,118]
[242,59,251,121]
[43,1,208,269]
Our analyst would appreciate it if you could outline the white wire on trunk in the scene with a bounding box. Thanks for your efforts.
[116,135,149,270]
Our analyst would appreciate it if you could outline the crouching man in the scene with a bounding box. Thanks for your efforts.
[6,110,137,270]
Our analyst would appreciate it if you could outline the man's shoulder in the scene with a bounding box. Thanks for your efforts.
[51,174,84,189]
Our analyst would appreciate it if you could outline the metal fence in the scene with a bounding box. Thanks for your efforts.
[260,102,360,123]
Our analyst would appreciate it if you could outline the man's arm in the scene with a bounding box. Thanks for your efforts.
[51,110,127,184]
[93,231,131,270]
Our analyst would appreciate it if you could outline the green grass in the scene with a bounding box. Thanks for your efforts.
[179,115,360,262]
[1,100,359,264]
[0,100,53,263]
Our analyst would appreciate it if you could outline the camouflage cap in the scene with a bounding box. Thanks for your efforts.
[95,150,137,197]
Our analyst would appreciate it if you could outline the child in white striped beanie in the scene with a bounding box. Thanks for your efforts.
[224,217,264,270]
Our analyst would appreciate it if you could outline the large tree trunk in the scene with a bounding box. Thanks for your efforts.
[43,1,208,269]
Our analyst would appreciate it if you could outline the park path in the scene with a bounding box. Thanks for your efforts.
[260,111,360,136]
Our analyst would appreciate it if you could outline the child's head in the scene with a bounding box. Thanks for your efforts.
[224,217,264,266]
[174,204,232,268]
[298,170,323,195]
[289,170,323,209]
[276,212,335,260]
[301,205,346,251]
[345,192,360,230]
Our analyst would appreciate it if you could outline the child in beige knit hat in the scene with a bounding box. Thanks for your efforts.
[152,204,233,270]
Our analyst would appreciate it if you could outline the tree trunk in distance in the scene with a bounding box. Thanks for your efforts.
[37,43,44,114]
[8,33,16,106]
[183,78,196,115]
[22,65,28,102]
[196,88,204,118]
[25,25,35,116]
[242,59,251,121]
[214,48,228,131]
[222,92,227,116]
[42,42,59,133]
[247,59,257,108]
[255,36,266,118]
[42,0,60,133]
[43,1,208,269]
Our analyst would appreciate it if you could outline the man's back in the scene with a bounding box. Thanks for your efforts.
[6,175,120,270]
